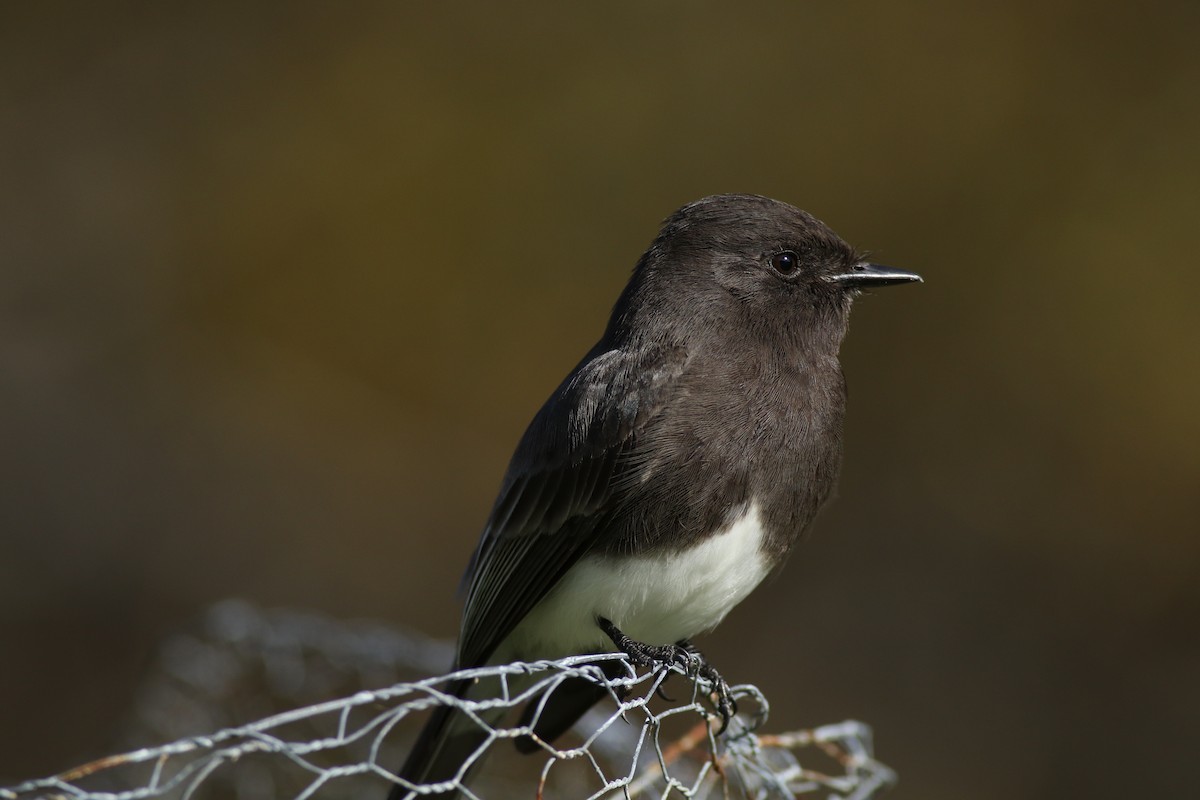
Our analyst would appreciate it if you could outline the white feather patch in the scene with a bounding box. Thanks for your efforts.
[500,502,771,660]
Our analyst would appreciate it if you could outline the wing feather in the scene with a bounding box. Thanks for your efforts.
[455,343,686,668]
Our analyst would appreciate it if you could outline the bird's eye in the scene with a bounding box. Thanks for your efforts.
[769,251,799,276]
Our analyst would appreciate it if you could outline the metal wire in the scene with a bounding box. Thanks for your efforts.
[2,601,895,800]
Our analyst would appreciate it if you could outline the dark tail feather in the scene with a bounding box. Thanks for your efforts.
[514,660,627,754]
[388,663,620,799]
[388,677,494,800]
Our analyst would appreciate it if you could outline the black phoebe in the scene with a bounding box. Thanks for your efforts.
[390,194,920,799]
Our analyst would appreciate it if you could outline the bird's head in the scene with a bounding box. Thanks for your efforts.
[614,194,920,350]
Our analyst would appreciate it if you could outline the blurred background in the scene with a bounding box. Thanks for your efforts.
[2,2,1197,798]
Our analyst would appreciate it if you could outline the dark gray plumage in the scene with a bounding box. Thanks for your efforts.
[390,194,920,800]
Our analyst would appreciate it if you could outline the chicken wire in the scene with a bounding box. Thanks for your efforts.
[1,601,895,800]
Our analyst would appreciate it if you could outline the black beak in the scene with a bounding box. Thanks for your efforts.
[829,262,923,288]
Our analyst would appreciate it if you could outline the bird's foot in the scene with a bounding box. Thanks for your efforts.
[597,619,738,735]
[694,659,737,734]
[667,638,739,729]
[598,617,697,672]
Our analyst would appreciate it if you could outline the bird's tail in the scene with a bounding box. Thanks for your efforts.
[387,661,624,800]
[387,672,523,800]
[513,659,626,753]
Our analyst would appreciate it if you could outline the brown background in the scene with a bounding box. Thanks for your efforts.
[2,3,1197,799]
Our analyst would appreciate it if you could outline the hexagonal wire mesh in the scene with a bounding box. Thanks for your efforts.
[1,601,894,800]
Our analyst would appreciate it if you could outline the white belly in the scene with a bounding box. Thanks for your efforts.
[500,502,771,660]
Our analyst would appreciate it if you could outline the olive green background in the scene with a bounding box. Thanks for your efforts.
[2,3,1197,798]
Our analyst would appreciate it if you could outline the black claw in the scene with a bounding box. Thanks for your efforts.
[712,684,735,735]
[599,618,738,736]
[694,660,738,735]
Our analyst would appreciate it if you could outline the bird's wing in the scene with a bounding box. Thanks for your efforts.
[455,342,688,668]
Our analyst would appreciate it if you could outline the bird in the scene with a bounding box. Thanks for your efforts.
[389,194,920,800]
